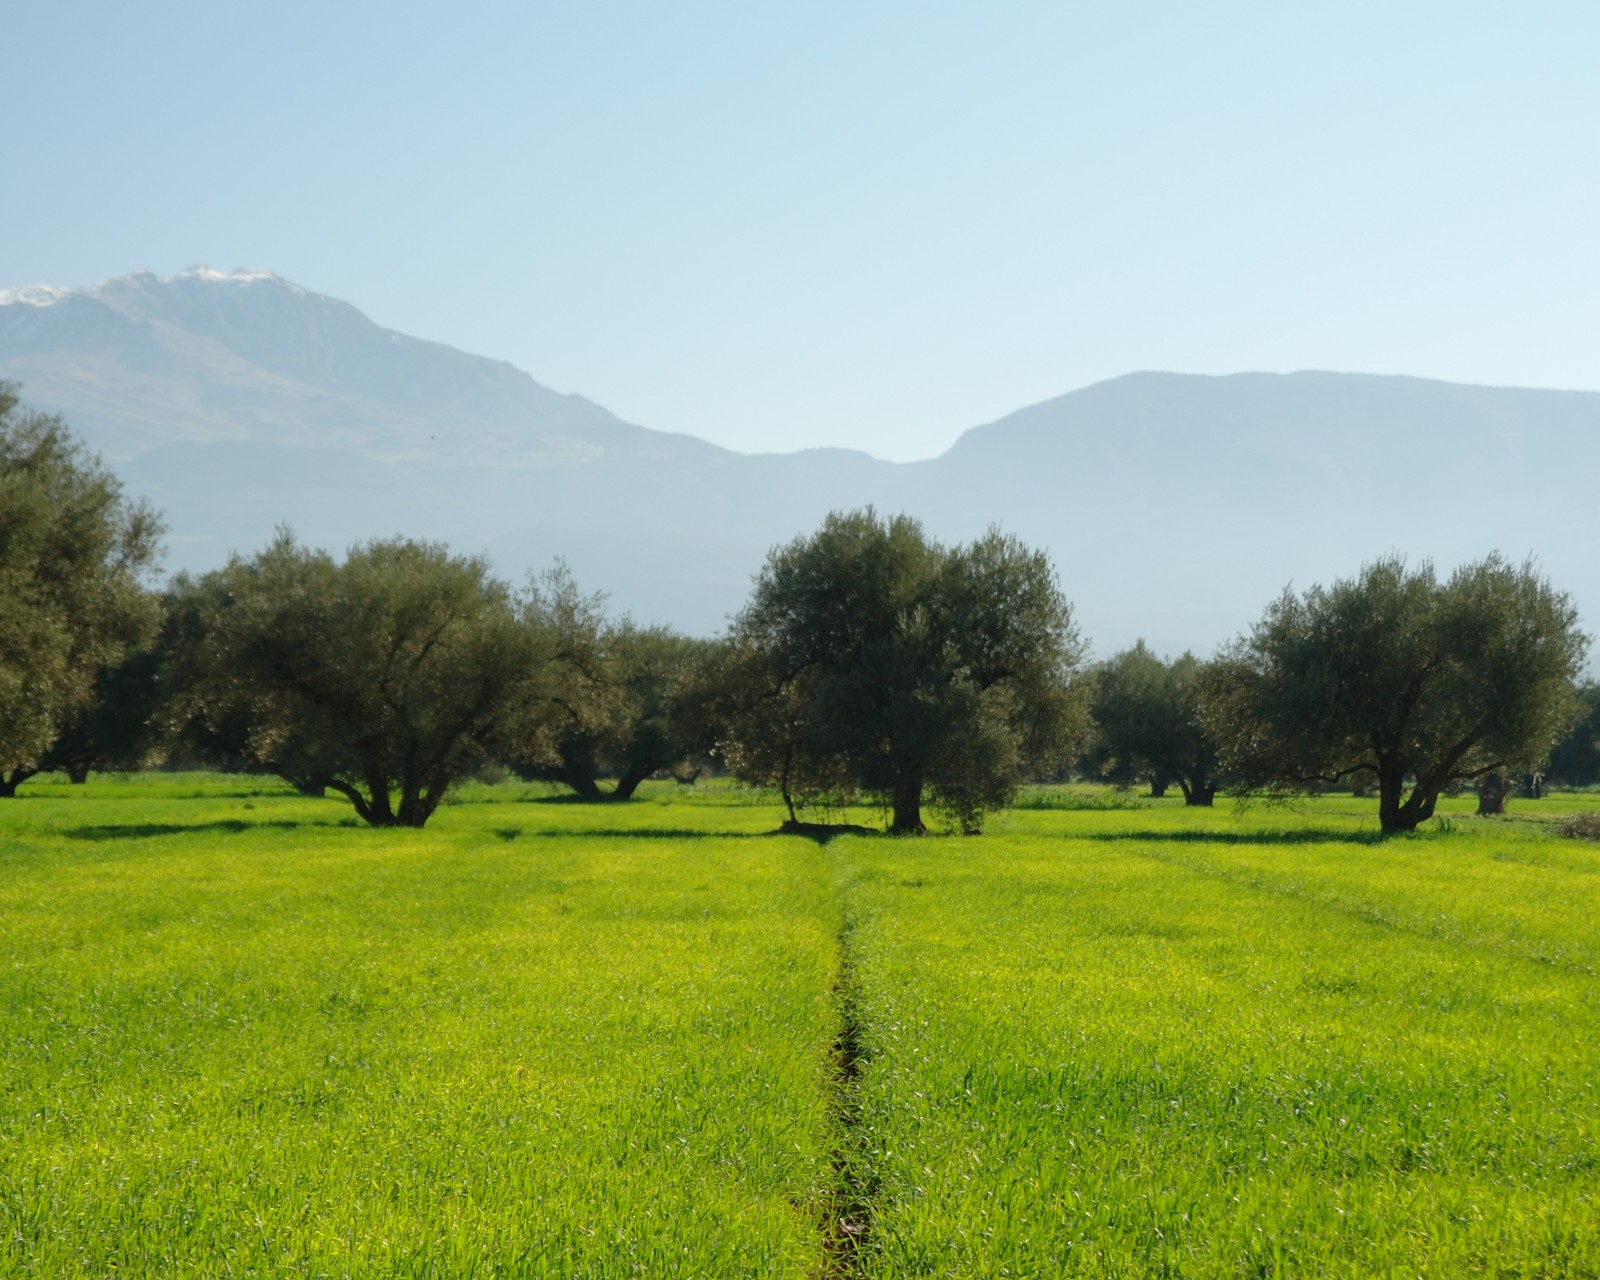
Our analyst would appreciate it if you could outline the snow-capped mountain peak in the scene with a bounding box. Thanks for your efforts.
[0,284,72,307]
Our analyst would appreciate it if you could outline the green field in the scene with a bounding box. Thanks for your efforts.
[3,777,1598,1277]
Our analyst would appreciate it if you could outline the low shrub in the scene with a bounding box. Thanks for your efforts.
[1558,812,1600,840]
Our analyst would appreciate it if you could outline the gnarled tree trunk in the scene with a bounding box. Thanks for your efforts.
[1476,773,1516,816]
[0,768,39,797]
[890,780,926,835]
[558,761,604,800]
[1377,760,1441,834]
[610,760,655,801]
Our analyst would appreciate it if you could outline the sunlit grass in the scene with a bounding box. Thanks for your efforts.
[2,776,1598,1276]
[0,778,839,1277]
[841,799,1600,1277]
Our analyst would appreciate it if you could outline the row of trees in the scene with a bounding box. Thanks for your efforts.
[7,541,727,826]
[0,387,727,820]
[1,512,1082,835]
[0,385,163,795]
[3,383,1595,834]
[1082,557,1593,831]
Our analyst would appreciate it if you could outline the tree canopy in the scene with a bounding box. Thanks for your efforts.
[511,565,712,799]
[1085,643,1224,805]
[1202,554,1589,833]
[723,509,1085,833]
[172,532,541,826]
[1545,682,1600,788]
[0,383,164,794]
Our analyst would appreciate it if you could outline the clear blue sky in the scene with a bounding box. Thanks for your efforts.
[6,1,1597,460]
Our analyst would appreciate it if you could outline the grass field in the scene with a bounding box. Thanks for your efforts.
[2,776,1598,1277]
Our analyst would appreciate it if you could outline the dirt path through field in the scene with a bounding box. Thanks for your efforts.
[820,903,874,1277]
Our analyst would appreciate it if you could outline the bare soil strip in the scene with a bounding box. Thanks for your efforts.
[820,911,874,1278]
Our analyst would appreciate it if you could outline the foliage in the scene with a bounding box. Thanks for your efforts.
[511,564,712,799]
[1012,783,1148,810]
[1559,811,1600,840]
[36,644,167,782]
[1084,642,1224,805]
[0,383,163,793]
[723,508,1086,833]
[171,532,541,825]
[1202,554,1589,833]
[1546,681,1600,786]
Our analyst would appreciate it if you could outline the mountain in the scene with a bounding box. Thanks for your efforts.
[3,268,1596,656]
[0,267,708,463]
[903,370,1599,654]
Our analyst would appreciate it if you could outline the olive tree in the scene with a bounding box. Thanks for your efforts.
[0,384,163,794]
[175,532,541,826]
[507,565,711,800]
[1086,643,1224,805]
[1202,555,1588,834]
[726,509,1085,833]
[1545,682,1600,788]
[37,645,167,782]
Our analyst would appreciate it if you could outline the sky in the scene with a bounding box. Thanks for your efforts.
[5,1,1598,461]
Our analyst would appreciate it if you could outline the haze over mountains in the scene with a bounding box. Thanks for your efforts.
[3,267,1596,657]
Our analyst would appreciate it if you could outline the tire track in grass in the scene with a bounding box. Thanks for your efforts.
[821,905,873,1278]
[1128,842,1598,975]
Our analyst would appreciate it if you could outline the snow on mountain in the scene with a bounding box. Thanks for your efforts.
[0,284,73,306]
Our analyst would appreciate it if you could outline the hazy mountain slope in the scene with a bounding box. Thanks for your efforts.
[910,371,1599,654]
[0,268,717,464]
[4,271,1595,653]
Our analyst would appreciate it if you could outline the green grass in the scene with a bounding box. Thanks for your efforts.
[3,776,1599,1276]
[841,800,1600,1278]
[0,775,840,1276]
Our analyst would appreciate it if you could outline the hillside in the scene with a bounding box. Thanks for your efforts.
[3,269,1595,654]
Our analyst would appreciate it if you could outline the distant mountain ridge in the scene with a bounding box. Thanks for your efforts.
[3,268,1596,657]
[0,266,707,464]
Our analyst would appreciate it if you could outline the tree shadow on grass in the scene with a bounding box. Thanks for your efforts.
[64,819,313,841]
[521,793,622,806]
[1076,827,1387,847]
[515,824,882,842]
[775,820,882,845]
[525,827,762,841]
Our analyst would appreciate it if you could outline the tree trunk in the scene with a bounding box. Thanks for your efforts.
[889,781,926,835]
[1184,783,1216,807]
[1148,776,1169,799]
[1476,773,1516,816]
[0,768,38,797]
[559,762,604,800]
[1377,763,1439,834]
[780,747,798,824]
[610,761,655,801]
[66,763,91,784]
[324,775,397,826]
[366,774,395,824]
[396,787,440,828]
[1376,762,1416,834]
